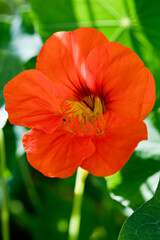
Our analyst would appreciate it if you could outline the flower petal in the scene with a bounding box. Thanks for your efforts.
[4,69,65,133]
[22,127,95,178]
[36,27,108,94]
[85,42,155,120]
[81,116,147,177]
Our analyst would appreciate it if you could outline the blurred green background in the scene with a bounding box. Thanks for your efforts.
[0,0,160,239]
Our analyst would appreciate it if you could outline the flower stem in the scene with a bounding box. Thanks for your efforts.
[68,167,88,240]
[0,129,10,240]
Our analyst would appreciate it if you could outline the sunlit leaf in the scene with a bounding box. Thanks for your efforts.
[30,0,160,100]
[118,178,160,240]
[106,152,160,210]
[30,0,126,41]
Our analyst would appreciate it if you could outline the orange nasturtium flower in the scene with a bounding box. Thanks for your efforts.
[4,27,155,178]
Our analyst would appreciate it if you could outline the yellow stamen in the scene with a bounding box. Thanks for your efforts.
[66,96,104,123]
[63,95,106,136]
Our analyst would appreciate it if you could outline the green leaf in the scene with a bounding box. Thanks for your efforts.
[150,109,160,134]
[30,0,160,100]
[106,117,160,210]
[30,0,125,42]
[0,50,24,107]
[118,178,160,240]
[3,121,16,172]
[0,0,12,14]
[106,153,160,210]
[23,55,37,70]
[134,0,160,51]
[0,0,29,14]
[21,11,35,34]
[0,21,11,48]
[30,0,160,50]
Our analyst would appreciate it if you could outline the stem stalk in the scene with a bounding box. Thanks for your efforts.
[68,167,88,240]
[0,129,10,240]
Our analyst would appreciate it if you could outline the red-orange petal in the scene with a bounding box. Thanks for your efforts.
[4,69,65,133]
[85,42,155,120]
[22,127,95,178]
[36,27,108,93]
[81,116,147,177]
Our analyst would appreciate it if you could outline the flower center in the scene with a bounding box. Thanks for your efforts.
[67,96,105,123]
[63,95,106,136]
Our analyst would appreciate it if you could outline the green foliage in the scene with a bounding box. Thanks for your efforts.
[0,51,23,106]
[21,11,35,34]
[24,56,37,70]
[134,0,160,50]
[106,152,160,210]
[0,0,12,14]
[118,179,160,240]
[8,159,125,240]
[30,0,160,99]
[0,51,23,107]
[3,122,16,172]
[150,109,160,133]
[0,22,11,48]
[30,0,123,41]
